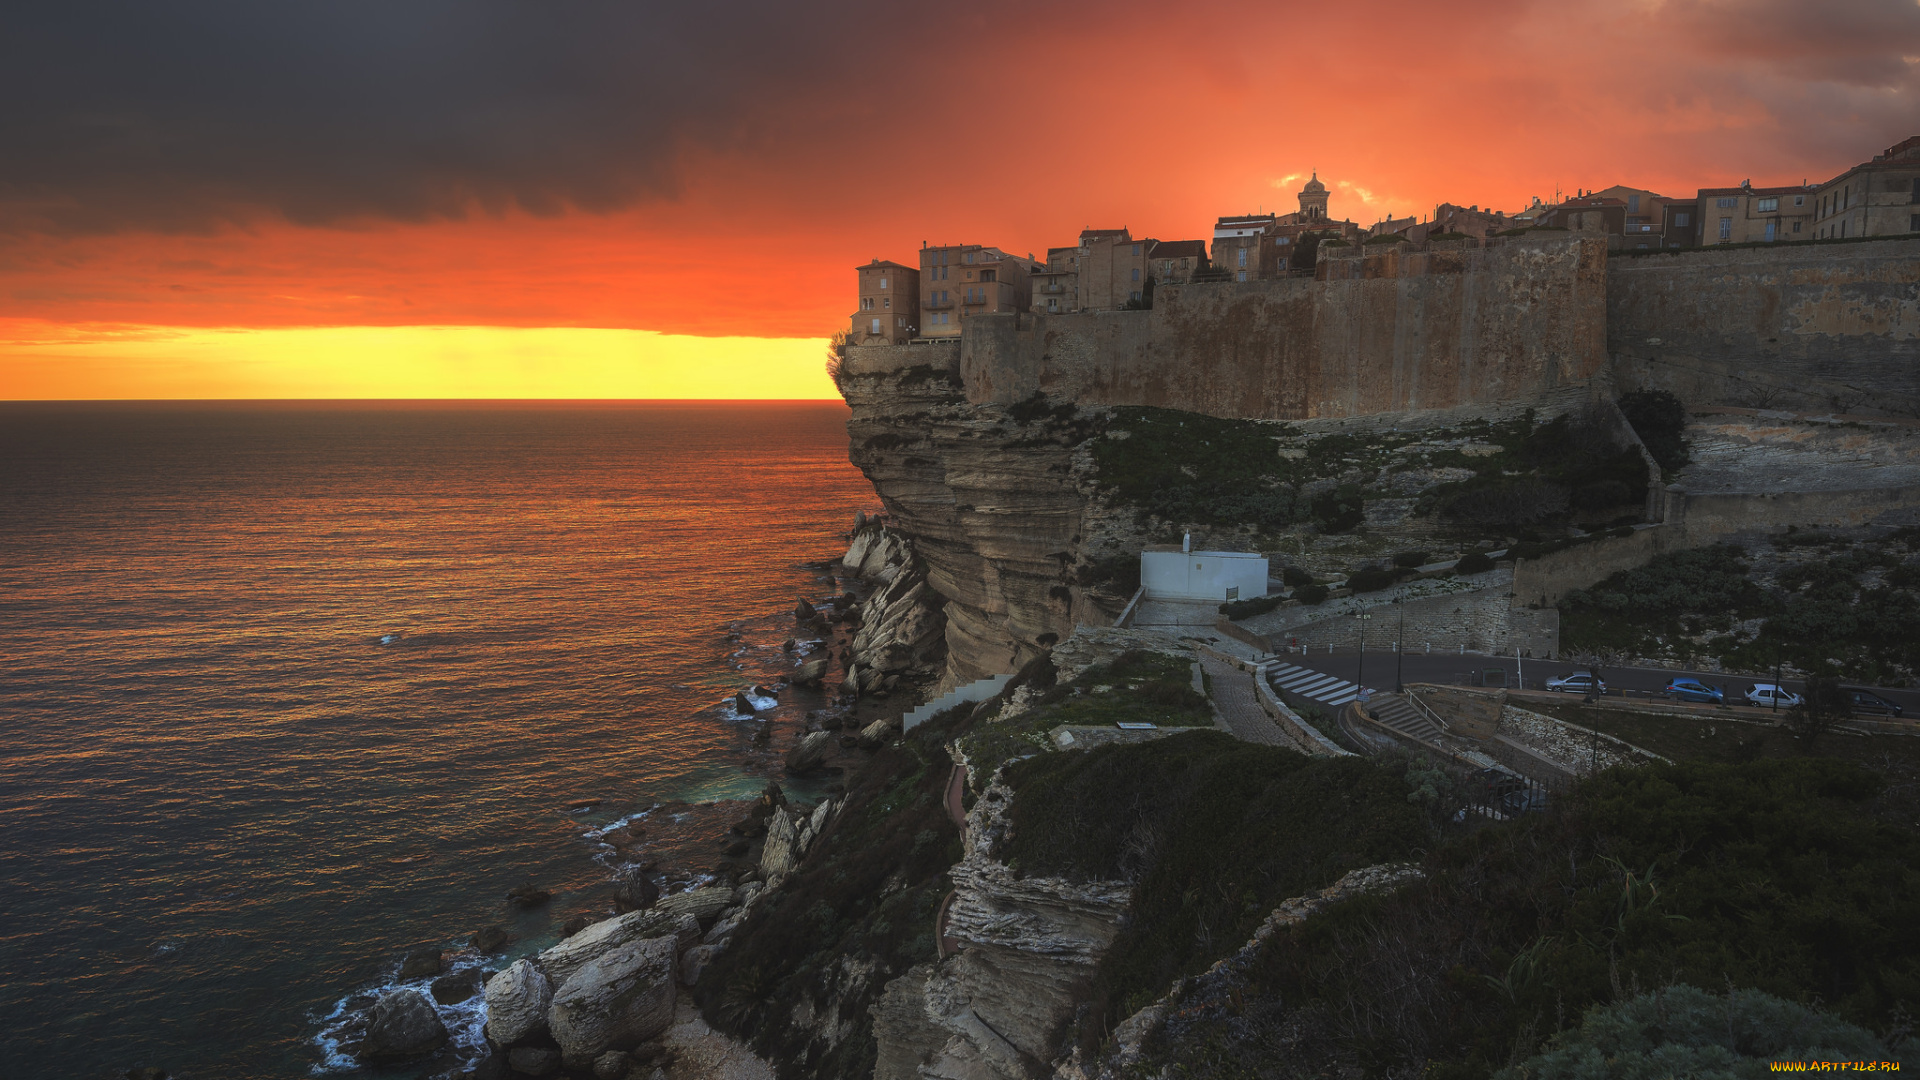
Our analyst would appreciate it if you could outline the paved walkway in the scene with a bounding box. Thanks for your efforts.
[1199,655,1309,751]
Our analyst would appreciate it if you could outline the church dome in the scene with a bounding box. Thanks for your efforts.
[1301,171,1326,193]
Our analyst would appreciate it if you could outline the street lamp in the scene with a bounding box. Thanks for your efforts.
[1395,601,1405,693]
[1353,611,1374,697]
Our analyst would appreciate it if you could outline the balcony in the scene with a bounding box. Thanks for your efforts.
[1624,223,1661,234]
[924,298,954,310]
[1040,283,1066,294]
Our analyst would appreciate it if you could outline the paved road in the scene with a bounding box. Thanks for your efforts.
[1271,650,1920,714]
[1199,655,1310,750]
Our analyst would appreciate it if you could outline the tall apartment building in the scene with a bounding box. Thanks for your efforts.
[1810,135,1920,240]
[1695,182,1814,244]
[919,243,1035,338]
[851,260,921,344]
[1030,246,1078,315]
[1075,228,1154,310]
[1212,213,1276,282]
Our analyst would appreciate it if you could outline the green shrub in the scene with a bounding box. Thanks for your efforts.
[1220,594,1286,619]
[1437,478,1570,528]
[1294,584,1330,605]
[1454,551,1494,574]
[1365,233,1410,244]
[1618,389,1690,473]
[1391,551,1430,568]
[1312,489,1366,534]
[1498,985,1899,1080]
[1347,568,1399,592]
[1281,566,1314,588]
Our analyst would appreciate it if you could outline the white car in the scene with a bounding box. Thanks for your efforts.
[1745,684,1803,709]
[1546,672,1607,694]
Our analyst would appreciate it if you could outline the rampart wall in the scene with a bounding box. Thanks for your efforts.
[954,234,1609,420]
[1608,237,1920,415]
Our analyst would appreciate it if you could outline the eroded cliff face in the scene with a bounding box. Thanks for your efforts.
[840,362,1140,691]
[870,772,1132,1080]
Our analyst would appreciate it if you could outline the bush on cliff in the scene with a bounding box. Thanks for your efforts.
[693,718,965,1077]
[1220,594,1286,619]
[1293,583,1330,605]
[1148,757,1920,1080]
[1454,550,1494,574]
[1617,388,1690,473]
[1000,734,1432,1049]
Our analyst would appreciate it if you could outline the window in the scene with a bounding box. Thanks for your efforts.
[1131,243,1140,255]
[1716,197,1738,208]
[861,297,872,310]
[1765,219,1776,242]
[1236,271,1247,282]
[1129,290,1142,303]
[870,319,881,335]
[1793,196,1804,207]
[1912,178,1920,203]
[1277,235,1290,245]
[1911,214,1920,232]
[883,297,890,309]
[1628,194,1640,212]
[965,252,975,264]
[979,269,995,282]
[1792,220,1801,233]
[1675,212,1690,227]
[1047,299,1058,312]
[1756,197,1778,212]
[879,276,888,289]
[1131,268,1140,282]
[1719,217,1732,241]
[1236,248,1247,268]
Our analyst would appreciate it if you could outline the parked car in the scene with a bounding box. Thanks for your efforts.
[1546,672,1607,694]
[1664,678,1725,704]
[1847,689,1905,717]
[1744,683,1803,709]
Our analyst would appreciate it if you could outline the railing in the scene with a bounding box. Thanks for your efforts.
[1402,689,1452,734]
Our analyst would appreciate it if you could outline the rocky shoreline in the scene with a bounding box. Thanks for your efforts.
[308,516,937,1080]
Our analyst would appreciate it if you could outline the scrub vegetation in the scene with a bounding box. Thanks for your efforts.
[1559,531,1920,680]
[1144,758,1920,1079]
[999,734,1432,1052]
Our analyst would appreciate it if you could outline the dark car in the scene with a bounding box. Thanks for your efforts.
[1847,690,1905,717]
[1665,678,1725,704]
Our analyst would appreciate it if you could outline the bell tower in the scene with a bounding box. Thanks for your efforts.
[1298,171,1329,222]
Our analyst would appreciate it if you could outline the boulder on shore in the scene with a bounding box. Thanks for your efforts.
[359,989,448,1061]
[430,970,479,1005]
[548,936,678,1069]
[471,925,511,953]
[791,657,830,687]
[482,959,552,1047]
[538,909,699,990]
[506,882,552,909]
[792,599,818,622]
[783,730,834,775]
[398,948,445,980]
[857,715,898,750]
[507,1046,561,1076]
[759,808,803,878]
[732,692,758,715]
[652,886,733,928]
[612,872,660,913]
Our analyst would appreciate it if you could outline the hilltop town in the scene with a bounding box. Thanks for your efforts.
[850,133,1920,345]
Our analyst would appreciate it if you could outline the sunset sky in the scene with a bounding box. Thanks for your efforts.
[5,0,1918,399]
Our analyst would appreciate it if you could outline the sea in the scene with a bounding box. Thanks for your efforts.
[0,401,876,1079]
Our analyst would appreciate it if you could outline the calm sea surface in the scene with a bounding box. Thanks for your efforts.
[0,401,874,1079]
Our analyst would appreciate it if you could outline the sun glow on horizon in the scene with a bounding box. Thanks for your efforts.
[0,321,837,400]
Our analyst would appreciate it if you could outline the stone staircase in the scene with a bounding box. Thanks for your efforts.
[903,674,1013,731]
[1362,693,1447,744]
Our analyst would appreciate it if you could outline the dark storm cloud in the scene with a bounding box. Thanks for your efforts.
[0,1,945,235]
[1655,0,1920,85]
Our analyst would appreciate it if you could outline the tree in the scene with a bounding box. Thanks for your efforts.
[1617,389,1690,473]
[1788,674,1851,744]
[824,329,851,389]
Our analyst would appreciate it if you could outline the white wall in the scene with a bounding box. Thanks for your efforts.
[1140,550,1268,601]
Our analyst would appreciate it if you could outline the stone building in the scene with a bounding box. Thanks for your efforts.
[918,243,1034,339]
[852,260,921,345]
[1147,239,1208,285]
[1430,202,1510,238]
[1589,185,1674,248]
[1534,195,1629,235]
[1074,228,1155,311]
[1810,134,1920,240]
[1210,213,1276,282]
[1693,182,1814,245]
[1030,246,1078,315]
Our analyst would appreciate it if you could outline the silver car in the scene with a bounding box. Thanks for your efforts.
[1744,683,1803,709]
[1546,672,1607,694]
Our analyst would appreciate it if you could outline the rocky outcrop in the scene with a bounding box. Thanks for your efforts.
[841,364,1128,691]
[360,989,449,1061]
[783,729,834,775]
[841,525,949,696]
[540,909,699,991]
[549,935,679,1068]
[871,776,1133,1080]
[757,797,836,880]
[483,959,553,1046]
[653,886,734,929]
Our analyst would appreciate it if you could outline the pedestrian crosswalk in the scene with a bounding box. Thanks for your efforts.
[1267,663,1362,706]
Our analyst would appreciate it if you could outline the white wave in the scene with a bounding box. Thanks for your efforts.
[308,943,499,1075]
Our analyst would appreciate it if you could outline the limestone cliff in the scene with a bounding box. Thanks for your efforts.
[839,361,1138,691]
[870,771,1132,1080]
[839,519,949,697]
